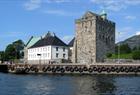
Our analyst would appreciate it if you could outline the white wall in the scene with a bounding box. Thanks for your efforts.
[52,46,68,60]
[28,45,68,61]
[28,46,51,60]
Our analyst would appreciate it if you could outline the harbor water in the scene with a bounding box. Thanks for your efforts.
[0,73,140,95]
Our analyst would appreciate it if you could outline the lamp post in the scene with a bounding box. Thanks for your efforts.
[117,32,121,64]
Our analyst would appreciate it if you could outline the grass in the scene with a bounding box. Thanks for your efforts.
[110,53,132,59]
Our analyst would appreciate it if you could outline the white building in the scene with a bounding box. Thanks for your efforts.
[28,32,68,64]
[68,38,75,62]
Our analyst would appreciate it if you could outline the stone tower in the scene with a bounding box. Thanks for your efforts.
[72,11,115,64]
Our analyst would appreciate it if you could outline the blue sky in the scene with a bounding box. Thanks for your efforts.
[0,0,140,51]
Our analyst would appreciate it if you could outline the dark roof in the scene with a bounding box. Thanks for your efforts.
[68,38,75,47]
[30,34,68,48]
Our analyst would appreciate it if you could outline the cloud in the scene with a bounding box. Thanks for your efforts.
[136,31,140,35]
[24,0,42,11]
[43,10,69,16]
[23,0,78,11]
[0,31,27,38]
[45,0,71,3]
[43,9,81,16]
[125,15,136,20]
[62,35,74,44]
[90,0,140,11]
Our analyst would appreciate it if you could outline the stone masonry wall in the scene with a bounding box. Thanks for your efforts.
[96,17,115,62]
[72,11,115,64]
[72,12,96,64]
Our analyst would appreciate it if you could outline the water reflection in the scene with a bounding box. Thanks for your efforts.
[0,73,140,95]
[73,75,116,95]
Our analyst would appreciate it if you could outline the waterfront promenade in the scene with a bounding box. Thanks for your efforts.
[1,63,140,74]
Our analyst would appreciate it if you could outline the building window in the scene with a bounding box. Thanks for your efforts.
[48,53,50,58]
[56,53,59,58]
[63,54,66,58]
[56,47,58,51]
[48,47,50,51]
[63,47,65,52]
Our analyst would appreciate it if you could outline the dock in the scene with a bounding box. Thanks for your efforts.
[0,63,139,75]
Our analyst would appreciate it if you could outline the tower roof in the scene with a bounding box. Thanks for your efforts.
[100,10,107,15]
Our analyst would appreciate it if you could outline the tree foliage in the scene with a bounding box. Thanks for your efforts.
[5,44,16,60]
[0,51,5,62]
[132,50,140,60]
[106,53,112,58]
[3,40,25,62]
[115,44,131,54]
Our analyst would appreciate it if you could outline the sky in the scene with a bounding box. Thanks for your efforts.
[0,0,140,51]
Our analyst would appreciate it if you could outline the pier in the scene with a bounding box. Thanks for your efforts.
[0,63,140,74]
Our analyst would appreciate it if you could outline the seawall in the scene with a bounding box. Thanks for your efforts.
[0,64,8,73]
[4,63,140,75]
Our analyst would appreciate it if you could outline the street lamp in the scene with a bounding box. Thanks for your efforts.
[117,32,121,64]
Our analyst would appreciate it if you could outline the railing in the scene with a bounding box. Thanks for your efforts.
[104,59,140,63]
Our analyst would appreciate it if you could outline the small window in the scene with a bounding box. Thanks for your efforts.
[56,47,58,51]
[63,47,65,52]
[111,37,113,41]
[48,47,50,51]
[63,54,66,58]
[48,53,50,57]
[56,53,59,58]
[45,53,47,57]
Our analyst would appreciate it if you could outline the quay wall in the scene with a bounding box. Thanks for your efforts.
[0,64,8,73]
[4,63,140,75]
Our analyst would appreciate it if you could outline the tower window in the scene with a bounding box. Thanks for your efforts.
[56,47,58,51]
[56,53,59,58]
[63,54,66,58]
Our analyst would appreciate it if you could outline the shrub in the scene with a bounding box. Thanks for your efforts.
[106,53,112,58]
[132,50,140,60]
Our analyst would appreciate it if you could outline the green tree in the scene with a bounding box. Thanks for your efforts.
[4,40,25,62]
[106,53,112,58]
[13,40,25,59]
[5,44,16,61]
[115,44,131,54]
[132,50,140,60]
[132,47,138,51]
[115,45,118,54]
[0,51,5,63]
[139,46,140,50]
